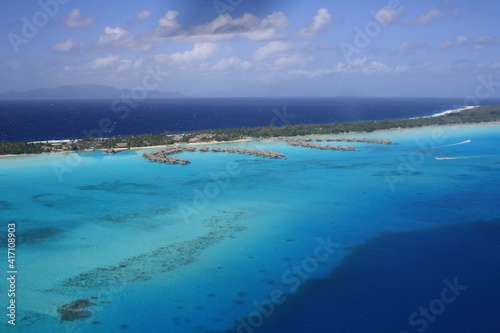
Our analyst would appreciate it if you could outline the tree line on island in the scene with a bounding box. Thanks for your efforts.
[1,105,499,156]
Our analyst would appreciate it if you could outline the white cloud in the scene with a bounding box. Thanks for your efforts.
[136,9,151,20]
[95,10,290,52]
[89,55,121,70]
[252,41,291,61]
[298,8,333,38]
[98,26,129,45]
[62,9,93,28]
[471,35,500,50]
[117,58,144,72]
[440,35,468,50]
[51,39,84,52]
[408,7,461,26]
[97,26,151,51]
[88,55,144,74]
[394,42,426,55]
[212,57,252,71]
[352,57,368,67]
[156,43,224,64]
[456,35,468,45]
[440,40,454,50]
[374,5,402,26]
[273,55,311,70]
[157,10,181,33]
[343,57,390,74]
[165,11,289,42]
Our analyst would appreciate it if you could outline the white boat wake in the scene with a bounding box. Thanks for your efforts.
[434,155,496,160]
[436,139,471,148]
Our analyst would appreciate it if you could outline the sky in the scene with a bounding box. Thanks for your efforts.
[1,0,499,98]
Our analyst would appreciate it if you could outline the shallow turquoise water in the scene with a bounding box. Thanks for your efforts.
[0,123,499,332]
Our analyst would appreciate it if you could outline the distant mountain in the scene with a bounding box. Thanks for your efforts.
[0,84,185,99]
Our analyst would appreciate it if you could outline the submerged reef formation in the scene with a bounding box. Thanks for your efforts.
[57,299,96,321]
[48,211,246,321]
[0,200,15,210]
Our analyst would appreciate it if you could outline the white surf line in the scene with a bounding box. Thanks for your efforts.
[434,155,497,160]
[410,106,478,119]
[428,106,477,118]
[436,139,472,148]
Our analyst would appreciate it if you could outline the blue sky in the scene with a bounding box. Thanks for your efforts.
[1,0,499,97]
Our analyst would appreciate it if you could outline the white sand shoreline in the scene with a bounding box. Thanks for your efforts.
[2,121,499,158]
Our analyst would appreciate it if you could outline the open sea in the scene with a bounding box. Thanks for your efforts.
[0,98,499,332]
[1,97,495,142]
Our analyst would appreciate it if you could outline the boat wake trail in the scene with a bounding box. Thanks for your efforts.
[436,139,471,148]
[434,155,497,160]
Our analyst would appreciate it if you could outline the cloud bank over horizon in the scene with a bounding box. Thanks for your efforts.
[1,0,499,98]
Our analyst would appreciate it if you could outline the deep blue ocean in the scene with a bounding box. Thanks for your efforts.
[0,98,499,333]
[0,97,494,142]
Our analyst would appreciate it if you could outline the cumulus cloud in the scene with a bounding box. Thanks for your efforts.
[298,8,333,38]
[136,9,151,20]
[155,43,224,64]
[212,57,252,71]
[62,9,93,28]
[471,35,500,50]
[394,42,426,55]
[185,12,288,41]
[88,55,144,73]
[95,10,290,52]
[440,35,468,50]
[51,39,84,52]
[272,54,311,70]
[373,5,403,25]
[97,26,152,51]
[146,11,288,42]
[117,58,143,72]
[408,7,461,26]
[440,35,500,51]
[252,41,291,61]
[157,10,181,33]
[89,55,121,70]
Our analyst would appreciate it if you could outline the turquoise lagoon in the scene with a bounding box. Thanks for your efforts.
[0,123,499,332]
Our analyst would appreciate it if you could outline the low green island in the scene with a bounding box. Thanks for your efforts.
[1,105,499,156]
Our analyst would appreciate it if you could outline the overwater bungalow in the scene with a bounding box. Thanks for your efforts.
[143,144,286,165]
